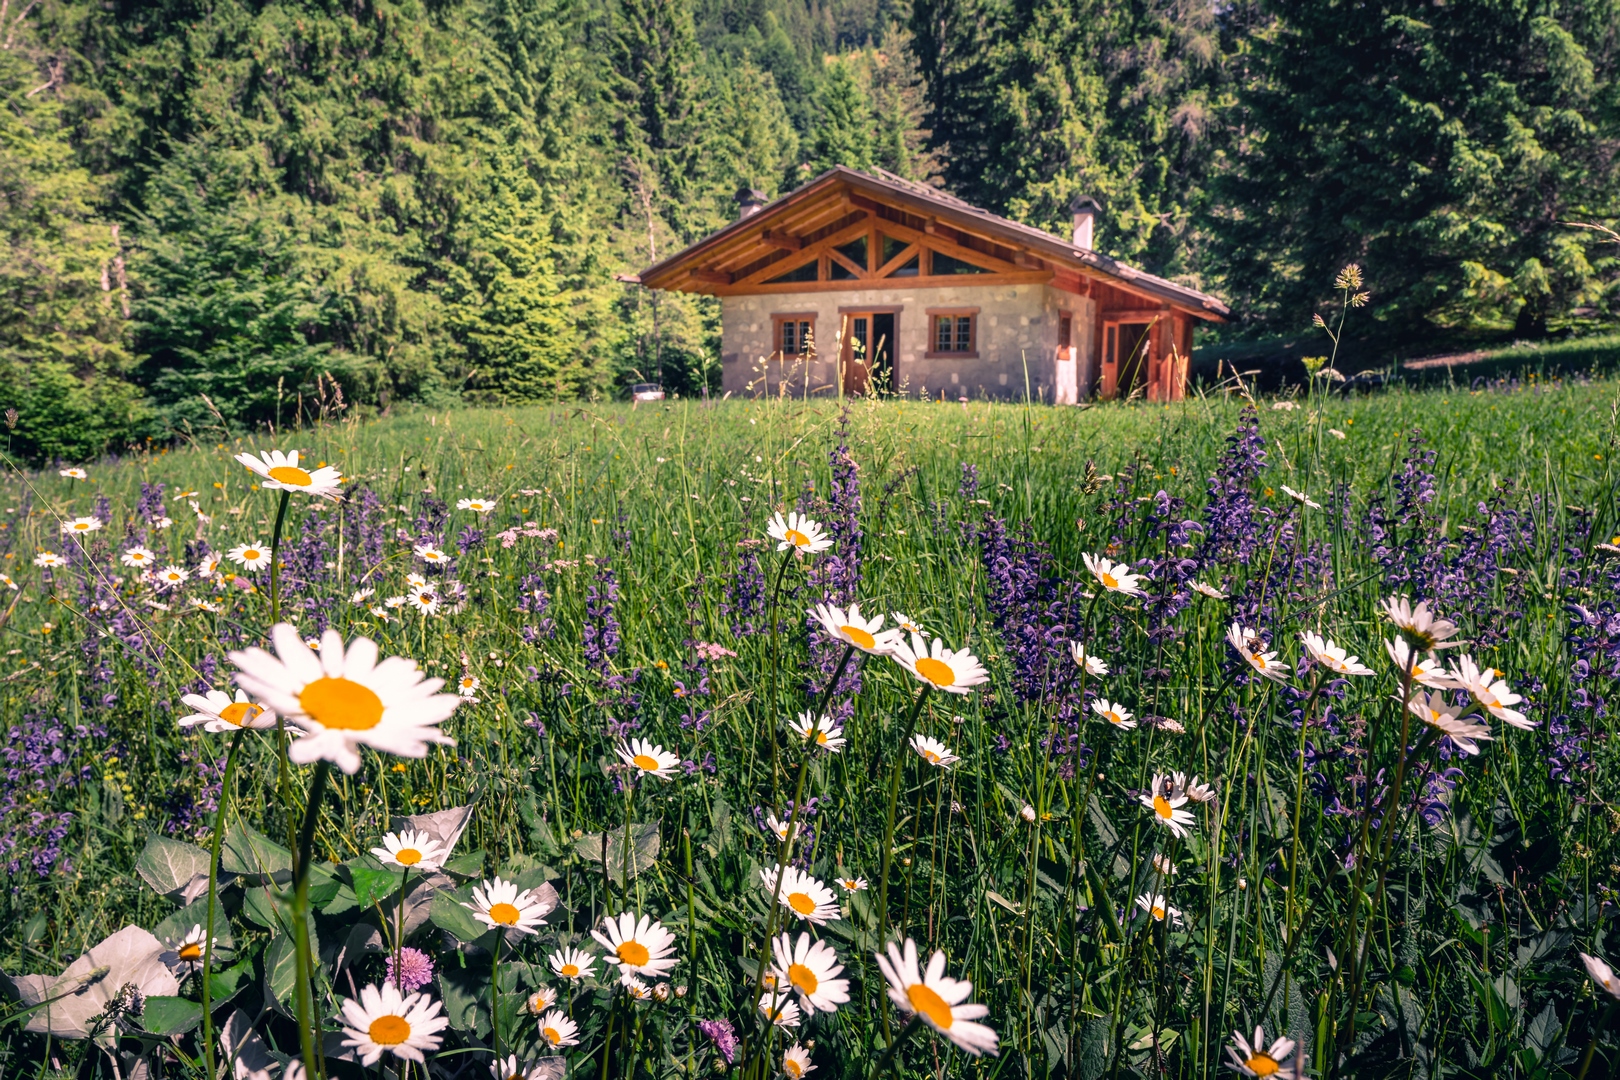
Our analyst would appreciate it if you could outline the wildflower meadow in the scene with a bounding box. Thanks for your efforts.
[2,377,1620,1080]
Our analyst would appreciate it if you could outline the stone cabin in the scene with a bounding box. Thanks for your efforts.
[634,167,1231,402]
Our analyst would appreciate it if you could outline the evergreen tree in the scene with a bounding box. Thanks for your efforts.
[1212,0,1620,332]
[807,59,875,174]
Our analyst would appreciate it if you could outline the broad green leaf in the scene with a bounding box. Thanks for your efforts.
[135,835,211,899]
[221,824,292,878]
[574,823,660,881]
[263,935,298,1016]
[429,890,489,944]
[985,889,1024,915]
[443,850,485,878]
[154,895,232,950]
[437,966,487,1035]
[206,955,255,1007]
[347,860,404,910]
[141,996,201,1036]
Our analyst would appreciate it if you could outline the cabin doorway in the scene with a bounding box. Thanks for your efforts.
[1115,322,1151,398]
[841,310,896,395]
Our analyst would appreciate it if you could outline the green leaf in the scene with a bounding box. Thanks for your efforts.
[240,884,284,933]
[141,996,201,1036]
[263,934,298,1016]
[221,824,293,878]
[429,890,489,944]
[437,965,487,1035]
[320,884,359,916]
[443,850,486,878]
[985,889,1025,915]
[347,859,404,910]
[135,835,211,899]
[206,955,255,1007]
[154,895,233,950]
[574,823,660,881]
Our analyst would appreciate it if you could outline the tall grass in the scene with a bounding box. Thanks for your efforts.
[1,378,1618,1079]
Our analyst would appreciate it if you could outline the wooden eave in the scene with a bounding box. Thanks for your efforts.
[637,167,1231,322]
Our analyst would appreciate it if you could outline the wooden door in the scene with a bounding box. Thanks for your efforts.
[841,313,872,396]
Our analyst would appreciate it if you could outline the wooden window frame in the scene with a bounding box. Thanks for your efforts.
[772,313,818,358]
[924,307,980,359]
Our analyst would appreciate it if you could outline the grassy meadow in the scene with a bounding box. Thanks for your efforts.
[2,377,1619,1080]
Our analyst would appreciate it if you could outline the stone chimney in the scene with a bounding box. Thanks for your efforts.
[1070,195,1101,250]
[736,187,768,220]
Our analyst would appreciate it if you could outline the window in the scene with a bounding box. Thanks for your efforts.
[930,250,991,275]
[834,237,868,269]
[889,254,919,277]
[926,309,977,357]
[774,315,816,356]
[1059,314,1073,350]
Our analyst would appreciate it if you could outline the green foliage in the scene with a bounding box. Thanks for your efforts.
[807,59,875,173]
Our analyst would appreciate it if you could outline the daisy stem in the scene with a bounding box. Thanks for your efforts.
[869,1014,921,1079]
[199,727,247,1080]
[269,489,295,850]
[761,550,794,800]
[393,865,409,985]
[1574,998,1617,1080]
[875,684,930,1043]
[292,759,332,1080]
[491,934,501,1058]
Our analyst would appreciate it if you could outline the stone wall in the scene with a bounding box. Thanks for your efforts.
[719,284,1096,401]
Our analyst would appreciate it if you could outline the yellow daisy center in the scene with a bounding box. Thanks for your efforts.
[1100,571,1119,589]
[786,1062,804,1079]
[217,702,262,726]
[543,1026,562,1045]
[787,891,817,915]
[489,902,522,925]
[268,465,314,486]
[840,625,876,650]
[560,963,579,977]
[394,848,422,866]
[243,549,260,560]
[1153,795,1174,820]
[178,942,202,961]
[815,730,830,745]
[923,750,941,763]
[788,962,819,994]
[914,657,955,687]
[617,940,651,967]
[1108,712,1123,725]
[1244,1053,1280,1077]
[368,1015,411,1046]
[1250,653,1268,670]
[633,753,660,771]
[785,529,810,547]
[73,522,90,530]
[1151,905,1165,920]
[906,983,954,1029]
[299,676,385,731]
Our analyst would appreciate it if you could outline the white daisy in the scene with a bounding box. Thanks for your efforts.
[406,583,440,615]
[783,1043,816,1079]
[1227,623,1290,682]
[617,738,679,780]
[370,830,446,870]
[1300,631,1374,676]
[61,516,102,536]
[414,545,450,565]
[1091,699,1136,730]
[457,498,497,514]
[351,588,375,604]
[1328,428,1347,439]
[1134,893,1180,923]
[772,932,849,1014]
[235,449,344,501]
[764,813,800,844]
[1140,773,1197,839]
[836,876,868,893]
[1380,595,1462,651]
[337,982,448,1065]
[910,733,960,768]
[760,866,840,925]
[229,624,460,774]
[178,688,278,733]
[59,467,88,480]
[875,938,999,1056]
[620,974,654,1000]
[458,675,481,698]
[1581,953,1620,999]
[490,1054,553,1080]
[1082,552,1146,597]
[226,542,271,571]
[889,612,926,635]
[121,546,155,569]
[33,551,64,568]
[536,1009,580,1049]
[1271,400,1299,411]
[1191,581,1227,599]
[1444,655,1532,729]
[549,947,596,981]
[198,555,221,577]
[758,995,802,1028]
[1171,772,1216,804]
[1226,1026,1298,1079]
[808,602,900,655]
[463,876,554,936]
[1069,642,1108,676]
[889,632,989,694]
[1383,638,1454,689]
[155,565,190,590]
[786,711,846,753]
[384,595,407,609]
[406,573,427,588]
[1407,691,1494,756]
[1279,484,1321,509]
[154,516,175,530]
[190,598,223,614]
[766,511,832,554]
[591,912,679,978]
[522,986,558,1015]
[369,606,390,620]
[163,924,216,976]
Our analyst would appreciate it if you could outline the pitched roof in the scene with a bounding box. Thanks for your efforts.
[636,166,1231,321]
